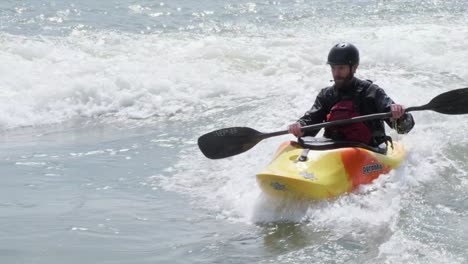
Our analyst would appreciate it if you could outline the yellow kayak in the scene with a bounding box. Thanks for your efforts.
[256,138,405,200]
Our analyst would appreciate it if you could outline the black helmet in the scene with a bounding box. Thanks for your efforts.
[327,43,359,65]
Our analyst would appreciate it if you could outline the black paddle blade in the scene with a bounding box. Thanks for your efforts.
[197,127,264,159]
[423,87,468,114]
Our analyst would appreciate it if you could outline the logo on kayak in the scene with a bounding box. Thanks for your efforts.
[299,171,316,180]
[362,163,383,174]
[270,182,286,191]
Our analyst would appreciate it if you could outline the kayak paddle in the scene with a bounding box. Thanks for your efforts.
[198,87,468,159]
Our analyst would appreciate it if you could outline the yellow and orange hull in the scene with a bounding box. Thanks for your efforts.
[256,140,405,200]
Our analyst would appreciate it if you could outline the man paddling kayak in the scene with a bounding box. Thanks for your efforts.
[288,43,415,147]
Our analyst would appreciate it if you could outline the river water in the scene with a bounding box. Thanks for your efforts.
[0,0,467,263]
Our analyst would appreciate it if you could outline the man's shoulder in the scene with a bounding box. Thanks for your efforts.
[355,78,383,93]
[318,85,335,95]
[314,86,337,106]
[355,78,374,87]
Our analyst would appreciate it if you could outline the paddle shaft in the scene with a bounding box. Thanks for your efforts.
[259,113,392,140]
[260,105,428,139]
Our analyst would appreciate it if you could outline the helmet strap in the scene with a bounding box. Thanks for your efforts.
[347,64,355,81]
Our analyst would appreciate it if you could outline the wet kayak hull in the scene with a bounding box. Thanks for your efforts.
[256,139,405,200]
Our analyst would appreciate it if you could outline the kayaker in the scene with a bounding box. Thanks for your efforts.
[288,42,415,147]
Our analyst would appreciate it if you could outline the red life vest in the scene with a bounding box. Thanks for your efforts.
[324,100,372,144]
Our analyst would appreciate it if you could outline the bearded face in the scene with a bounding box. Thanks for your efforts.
[331,64,358,90]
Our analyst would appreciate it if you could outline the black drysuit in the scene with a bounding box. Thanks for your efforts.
[297,77,415,146]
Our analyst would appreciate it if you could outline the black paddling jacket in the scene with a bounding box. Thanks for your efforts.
[298,77,415,146]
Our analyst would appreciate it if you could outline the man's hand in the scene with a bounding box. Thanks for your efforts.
[288,122,304,137]
[390,104,405,119]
